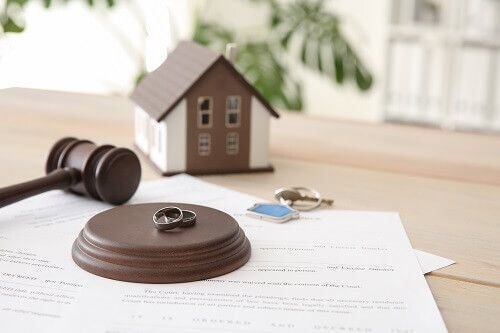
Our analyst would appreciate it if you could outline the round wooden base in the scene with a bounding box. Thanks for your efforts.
[72,203,251,283]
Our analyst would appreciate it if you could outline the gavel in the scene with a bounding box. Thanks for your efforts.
[0,137,142,208]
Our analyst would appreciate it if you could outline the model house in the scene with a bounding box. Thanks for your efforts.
[130,41,279,175]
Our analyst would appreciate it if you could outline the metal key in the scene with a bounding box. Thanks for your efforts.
[274,187,334,211]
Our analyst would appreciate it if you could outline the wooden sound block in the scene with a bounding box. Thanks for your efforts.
[72,203,251,283]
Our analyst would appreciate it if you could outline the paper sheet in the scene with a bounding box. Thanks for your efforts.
[415,249,455,274]
[0,175,448,332]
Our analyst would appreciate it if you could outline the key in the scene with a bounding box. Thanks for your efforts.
[279,189,333,205]
[274,187,334,211]
[297,194,334,206]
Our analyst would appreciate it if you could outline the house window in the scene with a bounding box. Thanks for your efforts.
[226,132,239,155]
[198,133,211,156]
[198,97,213,128]
[226,96,241,128]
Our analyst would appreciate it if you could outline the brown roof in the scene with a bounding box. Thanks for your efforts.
[130,41,279,121]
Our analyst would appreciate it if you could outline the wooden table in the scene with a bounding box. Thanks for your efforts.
[1,88,499,332]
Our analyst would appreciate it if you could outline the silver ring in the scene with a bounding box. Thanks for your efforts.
[153,206,183,230]
[180,210,197,228]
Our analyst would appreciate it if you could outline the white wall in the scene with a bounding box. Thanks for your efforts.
[165,99,187,173]
[149,118,167,172]
[249,96,270,169]
[0,0,191,94]
[134,100,187,173]
[134,106,150,154]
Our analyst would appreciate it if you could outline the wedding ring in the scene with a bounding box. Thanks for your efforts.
[153,206,183,230]
[180,210,197,228]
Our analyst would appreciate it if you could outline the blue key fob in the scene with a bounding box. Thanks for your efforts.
[246,203,299,223]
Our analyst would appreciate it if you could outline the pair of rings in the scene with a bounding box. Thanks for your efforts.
[153,207,197,231]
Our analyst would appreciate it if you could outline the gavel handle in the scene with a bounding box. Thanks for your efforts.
[0,168,81,209]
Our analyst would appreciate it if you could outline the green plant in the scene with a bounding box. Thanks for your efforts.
[193,0,373,111]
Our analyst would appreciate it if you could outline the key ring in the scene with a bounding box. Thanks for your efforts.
[274,187,323,211]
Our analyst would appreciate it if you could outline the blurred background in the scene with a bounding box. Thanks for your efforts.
[0,0,499,132]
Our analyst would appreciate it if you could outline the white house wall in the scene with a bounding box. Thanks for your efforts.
[149,119,167,172]
[165,99,187,172]
[249,96,270,169]
[134,106,149,154]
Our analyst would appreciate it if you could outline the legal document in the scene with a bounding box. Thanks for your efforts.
[0,175,448,332]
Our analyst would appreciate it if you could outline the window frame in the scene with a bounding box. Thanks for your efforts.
[226,132,239,155]
[198,133,211,156]
[225,95,241,128]
[197,96,213,129]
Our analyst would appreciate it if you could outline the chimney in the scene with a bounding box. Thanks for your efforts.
[225,43,237,64]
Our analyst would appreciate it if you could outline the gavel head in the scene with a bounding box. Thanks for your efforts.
[45,137,141,205]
